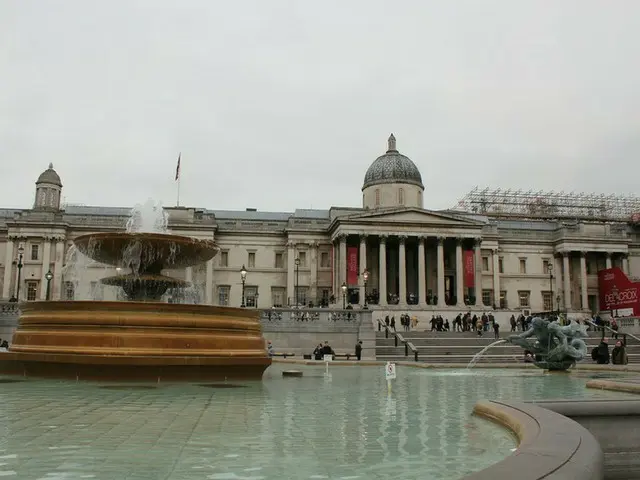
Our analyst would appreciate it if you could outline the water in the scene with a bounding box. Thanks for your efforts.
[126,198,168,234]
[0,365,630,480]
[466,340,507,369]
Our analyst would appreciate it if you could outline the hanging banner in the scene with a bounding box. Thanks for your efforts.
[598,267,640,316]
[463,250,475,287]
[331,244,334,294]
[347,246,359,285]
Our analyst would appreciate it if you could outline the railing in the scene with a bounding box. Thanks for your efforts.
[377,319,419,361]
[584,318,640,344]
[259,308,370,333]
[0,302,20,316]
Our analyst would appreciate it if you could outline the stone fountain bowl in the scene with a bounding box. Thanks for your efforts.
[100,274,189,302]
[73,232,219,270]
[0,301,271,381]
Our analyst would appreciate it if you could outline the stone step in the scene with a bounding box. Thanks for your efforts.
[376,353,640,363]
[375,343,640,351]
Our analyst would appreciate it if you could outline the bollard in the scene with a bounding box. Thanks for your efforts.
[378,322,381,331]
[385,328,388,338]
[414,350,418,362]
[394,335,398,347]
[405,342,409,357]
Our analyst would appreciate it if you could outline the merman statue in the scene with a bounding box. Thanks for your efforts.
[507,317,588,371]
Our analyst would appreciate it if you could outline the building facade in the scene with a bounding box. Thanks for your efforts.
[1,137,639,318]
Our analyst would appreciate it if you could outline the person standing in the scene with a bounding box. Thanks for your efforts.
[355,341,363,361]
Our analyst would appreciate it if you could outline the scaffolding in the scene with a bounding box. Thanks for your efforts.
[453,187,640,222]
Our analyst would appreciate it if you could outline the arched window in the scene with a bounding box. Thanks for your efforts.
[375,189,380,206]
[398,188,405,205]
[418,190,422,208]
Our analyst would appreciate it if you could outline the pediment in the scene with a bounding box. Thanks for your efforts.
[342,207,483,227]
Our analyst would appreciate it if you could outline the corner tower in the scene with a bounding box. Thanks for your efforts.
[362,134,424,209]
[33,163,63,211]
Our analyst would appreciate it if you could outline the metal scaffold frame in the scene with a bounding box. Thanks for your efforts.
[453,187,640,221]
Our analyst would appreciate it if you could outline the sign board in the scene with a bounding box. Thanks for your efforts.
[385,362,397,380]
[323,354,333,362]
[598,267,640,316]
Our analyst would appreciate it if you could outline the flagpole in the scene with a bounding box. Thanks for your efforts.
[175,152,181,207]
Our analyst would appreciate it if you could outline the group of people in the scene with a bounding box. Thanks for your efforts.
[382,314,417,332]
[592,333,628,365]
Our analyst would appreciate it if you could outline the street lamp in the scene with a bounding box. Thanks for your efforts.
[341,281,347,309]
[556,294,561,315]
[294,257,300,308]
[254,292,259,308]
[362,269,369,309]
[240,264,247,308]
[15,244,24,301]
[547,264,553,311]
[45,269,53,301]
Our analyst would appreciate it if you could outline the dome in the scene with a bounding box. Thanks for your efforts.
[36,163,62,187]
[362,134,423,190]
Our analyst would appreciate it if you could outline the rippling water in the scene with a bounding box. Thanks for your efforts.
[0,366,628,479]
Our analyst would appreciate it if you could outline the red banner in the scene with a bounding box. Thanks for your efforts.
[347,247,359,285]
[598,267,640,316]
[464,250,475,287]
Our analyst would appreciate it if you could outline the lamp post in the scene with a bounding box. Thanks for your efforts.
[362,269,369,309]
[254,292,259,309]
[547,264,553,312]
[556,294,561,315]
[294,257,300,308]
[15,244,24,301]
[240,265,247,308]
[341,281,347,309]
[45,269,53,301]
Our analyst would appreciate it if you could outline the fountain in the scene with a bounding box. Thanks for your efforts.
[507,317,588,371]
[0,200,271,381]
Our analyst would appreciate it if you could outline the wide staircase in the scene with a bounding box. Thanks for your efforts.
[375,327,640,365]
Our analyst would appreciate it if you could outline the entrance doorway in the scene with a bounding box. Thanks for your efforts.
[445,275,455,305]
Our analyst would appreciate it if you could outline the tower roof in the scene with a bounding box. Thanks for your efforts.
[362,134,423,190]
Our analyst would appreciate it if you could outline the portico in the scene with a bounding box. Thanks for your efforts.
[329,207,485,309]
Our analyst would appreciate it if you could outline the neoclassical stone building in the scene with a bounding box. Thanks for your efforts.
[1,136,639,318]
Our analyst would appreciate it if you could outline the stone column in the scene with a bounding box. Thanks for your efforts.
[417,236,427,307]
[580,251,588,311]
[287,241,295,306]
[436,237,445,307]
[205,258,214,304]
[39,237,52,300]
[562,252,571,310]
[398,236,407,305]
[474,238,482,307]
[378,235,387,306]
[338,235,347,289]
[52,237,65,300]
[358,235,367,305]
[2,236,14,299]
[492,249,500,307]
[455,238,464,307]
[623,255,630,275]
[605,253,612,269]
[309,241,318,302]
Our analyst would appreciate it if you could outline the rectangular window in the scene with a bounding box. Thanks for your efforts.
[498,257,504,273]
[320,251,330,268]
[321,289,330,305]
[482,256,489,271]
[217,285,230,306]
[298,251,307,267]
[271,287,285,307]
[245,286,258,307]
[248,252,256,268]
[500,290,507,309]
[519,258,527,274]
[26,281,38,301]
[31,244,39,261]
[274,253,284,268]
[219,251,229,267]
[542,259,550,274]
[482,289,493,306]
[542,291,552,311]
[518,290,531,308]
[64,281,75,300]
[297,286,309,306]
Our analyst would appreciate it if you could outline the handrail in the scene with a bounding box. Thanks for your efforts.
[584,318,640,344]
[377,319,419,361]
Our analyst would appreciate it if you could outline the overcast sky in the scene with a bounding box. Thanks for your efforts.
[1,1,639,212]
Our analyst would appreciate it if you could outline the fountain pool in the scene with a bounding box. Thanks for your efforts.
[0,365,631,480]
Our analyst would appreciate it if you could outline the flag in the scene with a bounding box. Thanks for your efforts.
[175,153,181,181]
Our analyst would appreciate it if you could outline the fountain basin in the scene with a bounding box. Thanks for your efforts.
[1,301,271,381]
